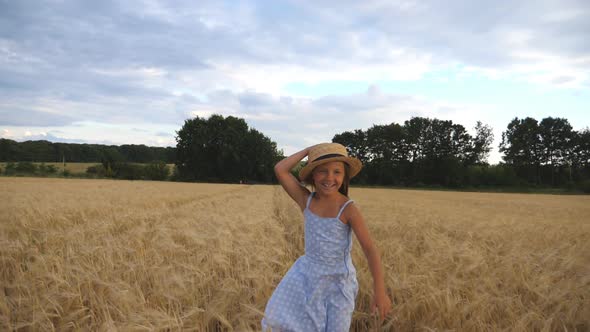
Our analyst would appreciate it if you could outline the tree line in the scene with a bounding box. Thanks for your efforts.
[333,116,590,191]
[1,114,589,192]
[500,117,590,187]
[333,118,494,187]
[0,115,283,184]
[0,139,176,163]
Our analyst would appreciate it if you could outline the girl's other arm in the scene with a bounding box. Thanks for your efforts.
[274,147,313,210]
[347,204,392,323]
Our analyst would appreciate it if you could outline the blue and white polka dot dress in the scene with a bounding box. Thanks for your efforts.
[262,192,359,332]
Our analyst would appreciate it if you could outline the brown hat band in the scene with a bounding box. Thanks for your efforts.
[313,153,345,162]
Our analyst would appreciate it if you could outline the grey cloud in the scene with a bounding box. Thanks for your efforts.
[1,0,588,132]
[315,90,412,112]
[2,0,589,74]
[0,108,76,126]
[551,76,576,85]
[191,88,423,141]
[295,0,590,70]
[1,1,212,70]
[238,91,276,108]
[19,133,90,144]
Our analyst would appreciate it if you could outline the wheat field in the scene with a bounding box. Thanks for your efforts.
[0,177,589,331]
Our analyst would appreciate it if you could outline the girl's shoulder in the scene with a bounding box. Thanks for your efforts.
[310,192,351,204]
[310,192,354,217]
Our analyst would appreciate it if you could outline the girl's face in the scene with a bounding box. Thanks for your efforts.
[312,161,345,195]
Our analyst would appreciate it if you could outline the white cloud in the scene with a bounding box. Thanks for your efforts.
[0,0,588,166]
[1,129,13,138]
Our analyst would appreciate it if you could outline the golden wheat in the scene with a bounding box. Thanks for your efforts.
[0,177,588,331]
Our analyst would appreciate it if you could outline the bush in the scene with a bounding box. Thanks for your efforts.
[170,165,183,181]
[86,164,106,177]
[144,161,169,181]
[38,163,58,175]
[15,161,37,173]
[112,162,144,180]
[3,162,16,175]
[580,179,590,194]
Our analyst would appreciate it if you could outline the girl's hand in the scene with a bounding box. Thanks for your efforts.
[371,291,392,324]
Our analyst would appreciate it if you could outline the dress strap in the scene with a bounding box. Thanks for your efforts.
[305,192,315,209]
[337,200,354,219]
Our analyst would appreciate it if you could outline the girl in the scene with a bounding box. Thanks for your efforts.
[262,143,392,331]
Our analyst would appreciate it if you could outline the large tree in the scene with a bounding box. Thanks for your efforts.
[539,117,573,166]
[500,117,543,183]
[175,114,282,183]
[538,117,574,185]
[469,121,494,165]
[333,129,370,163]
[572,128,590,170]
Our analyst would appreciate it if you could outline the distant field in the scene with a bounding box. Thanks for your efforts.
[1,177,589,331]
[0,162,175,174]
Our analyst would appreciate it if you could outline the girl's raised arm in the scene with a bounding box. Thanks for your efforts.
[274,147,313,210]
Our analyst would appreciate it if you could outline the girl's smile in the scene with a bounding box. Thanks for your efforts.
[312,161,345,194]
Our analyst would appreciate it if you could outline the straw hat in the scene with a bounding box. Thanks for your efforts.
[299,143,362,181]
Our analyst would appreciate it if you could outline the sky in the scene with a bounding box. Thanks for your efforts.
[1,0,589,164]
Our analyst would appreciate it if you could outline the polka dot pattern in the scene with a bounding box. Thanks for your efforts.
[262,193,358,332]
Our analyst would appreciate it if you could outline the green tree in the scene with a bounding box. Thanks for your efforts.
[333,129,371,184]
[404,117,430,163]
[144,161,170,181]
[0,139,22,161]
[539,117,574,185]
[333,129,370,163]
[175,114,282,183]
[100,147,125,177]
[500,117,543,184]
[571,128,590,187]
[19,140,54,161]
[572,128,590,168]
[470,121,494,165]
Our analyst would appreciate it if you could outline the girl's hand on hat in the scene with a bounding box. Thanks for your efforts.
[371,291,392,324]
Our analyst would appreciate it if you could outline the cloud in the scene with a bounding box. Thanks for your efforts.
[551,76,576,85]
[0,107,76,126]
[17,131,92,144]
[1,123,178,147]
[2,0,587,103]
[1,128,13,138]
[0,0,588,165]
[177,86,494,150]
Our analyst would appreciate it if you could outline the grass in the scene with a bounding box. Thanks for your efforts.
[1,178,589,331]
